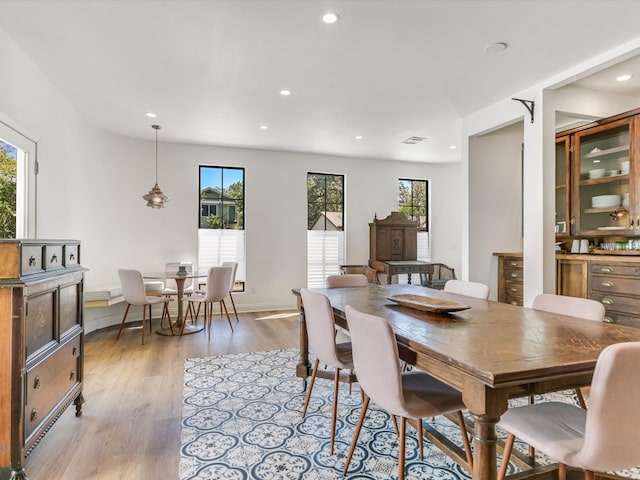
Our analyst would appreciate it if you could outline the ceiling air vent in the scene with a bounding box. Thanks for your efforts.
[401,136,427,145]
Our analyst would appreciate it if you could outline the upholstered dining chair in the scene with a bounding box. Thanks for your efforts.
[444,279,490,299]
[161,261,195,321]
[187,266,234,341]
[299,288,354,455]
[326,273,369,288]
[343,305,473,480]
[116,268,174,345]
[221,261,239,322]
[532,293,606,410]
[498,341,640,480]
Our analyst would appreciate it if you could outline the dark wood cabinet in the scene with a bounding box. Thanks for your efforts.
[494,253,524,306]
[0,239,85,480]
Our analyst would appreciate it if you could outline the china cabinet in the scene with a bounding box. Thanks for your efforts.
[0,239,85,480]
[555,135,571,236]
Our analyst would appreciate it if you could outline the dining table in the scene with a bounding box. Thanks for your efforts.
[293,283,640,480]
[143,270,206,335]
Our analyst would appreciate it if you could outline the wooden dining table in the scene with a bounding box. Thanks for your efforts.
[293,283,640,480]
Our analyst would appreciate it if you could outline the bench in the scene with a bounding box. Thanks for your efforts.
[84,281,164,308]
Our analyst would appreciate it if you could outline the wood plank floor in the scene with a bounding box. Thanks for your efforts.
[22,309,301,480]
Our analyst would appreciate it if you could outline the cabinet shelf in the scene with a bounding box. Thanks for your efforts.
[580,174,629,185]
[583,206,626,214]
[584,145,629,159]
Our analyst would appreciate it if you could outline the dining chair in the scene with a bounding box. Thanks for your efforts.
[444,279,490,299]
[532,293,606,410]
[161,261,195,321]
[498,341,640,480]
[221,261,239,322]
[326,273,369,288]
[116,268,174,344]
[187,266,234,341]
[421,262,456,289]
[299,288,354,455]
[343,305,473,480]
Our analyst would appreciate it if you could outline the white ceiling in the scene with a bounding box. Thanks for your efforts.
[2,0,640,163]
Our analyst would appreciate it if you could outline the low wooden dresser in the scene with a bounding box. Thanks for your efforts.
[494,252,524,306]
[0,239,85,480]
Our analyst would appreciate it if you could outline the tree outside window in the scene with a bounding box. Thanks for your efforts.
[307,173,344,231]
[0,141,17,238]
[398,179,428,231]
[199,167,244,229]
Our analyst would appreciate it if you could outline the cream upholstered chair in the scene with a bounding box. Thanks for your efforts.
[532,293,605,409]
[326,273,369,288]
[221,261,239,322]
[343,305,473,480]
[444,279,490,299]
[187,266,234,341]
[299,288,354,455]
[116,269,174,344]
[161,261,195,321]
[498,342,640,480]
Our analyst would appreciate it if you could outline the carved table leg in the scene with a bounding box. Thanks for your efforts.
[296,306,310,390]
[10,467,29,480]
[471,413,501,480]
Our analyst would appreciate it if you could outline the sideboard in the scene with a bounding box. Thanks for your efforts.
[0,239,85,480]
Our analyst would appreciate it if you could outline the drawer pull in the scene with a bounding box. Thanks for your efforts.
[70,370,76,381]
[510,301,519,306]
[28,255,37,266]
[72,346,78,356]
[601,298,614,306]
[30,409,38,423]
[510,272,519,278]
[50,253,58,263]
[69,252,75,261]
[601,281,614,288]
[510,287,518,292]
[600,266,613,273]
[604,316,614,324]
[33,376,41,389]
[509,262,518,267]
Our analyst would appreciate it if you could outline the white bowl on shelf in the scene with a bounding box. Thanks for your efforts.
[591,194,621,208]
[621,160,630,174]
[588,168,605,179]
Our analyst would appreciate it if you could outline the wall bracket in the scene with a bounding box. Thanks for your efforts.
[512,98,535,123]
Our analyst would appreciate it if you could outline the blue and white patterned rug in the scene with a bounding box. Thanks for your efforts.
[179,348,640,480]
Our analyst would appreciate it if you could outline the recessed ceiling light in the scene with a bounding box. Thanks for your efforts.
[354,135,363,140]
[449,145,457,150]
[617,74,633,82]
[145,112,157,118]
[322,12,340,24]
[279,89,291,96]
[484,42,508,54]
[259,125,268,130]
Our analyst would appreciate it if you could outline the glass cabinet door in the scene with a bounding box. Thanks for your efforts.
[573,118,633,235]
[555,135,570,236]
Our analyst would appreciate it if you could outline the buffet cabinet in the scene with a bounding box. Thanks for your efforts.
[494,253,524,306]
[0,239,85,480]
[557,253,640,329]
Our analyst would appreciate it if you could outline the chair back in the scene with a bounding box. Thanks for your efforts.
[221,261,238,293]
[300,289,349,367]
[118,269,148,305]
[444,279,489,299]
[164,262,194,290]
[345,305,406,416]
[326,274,368,288]
[201,266,233,302]
[578,342,640,472]
[532,293,605,322]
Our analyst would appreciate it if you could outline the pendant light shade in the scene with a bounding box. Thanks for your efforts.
[143,124,169,208]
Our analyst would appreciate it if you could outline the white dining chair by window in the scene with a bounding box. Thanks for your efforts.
[343,305,473,480]
[187,266,234,341]
[444,279,490,299]
[221,261,239,322]
[299,288,354,455]
[532,293,605,410]
[117,268,174,345]
[162,261,195,321]
[326,274,369,288]
[498,341,640,480]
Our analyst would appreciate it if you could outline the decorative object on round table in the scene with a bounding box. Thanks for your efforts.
[177,265,188,276]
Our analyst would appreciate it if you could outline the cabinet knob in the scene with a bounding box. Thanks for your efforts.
[600,266,613,273]
[69,253,75,261]
[510,287,518,292]
[602,297,614,306]
[601,281,614,288]
[28,255,37,266]
[509,262,518,266]
[510,272,519,278]
[33,376,41,389]
[70,370,76,381]
[72,346,78,356]
[510,301,519,306]
[30,409,38,423]
[604,316,614,324]
[50,253,58,263]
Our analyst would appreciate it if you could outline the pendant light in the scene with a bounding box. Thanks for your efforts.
[142,124,169,208]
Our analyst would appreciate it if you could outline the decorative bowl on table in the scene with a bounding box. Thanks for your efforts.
[386,294,470,313]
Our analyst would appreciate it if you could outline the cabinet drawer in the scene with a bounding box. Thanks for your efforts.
[21,245,44,275]
[45,245,63,271]
[590,274,640,296]
[504,294,523,306]
[59,282,82,334]
[589,291,639,316]
[24,338,81,439]
[504,258,523,269]
[64,244,79,266]
[602,311,640,329]
[25,289,56,357]
[590,263,640,276]
[504,268,523,282]
[504,282,524,298]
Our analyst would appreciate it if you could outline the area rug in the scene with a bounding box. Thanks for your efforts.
[179,348,639,480]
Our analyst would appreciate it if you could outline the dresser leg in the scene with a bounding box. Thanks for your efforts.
[74,392,85,417]
[10,467,29,480]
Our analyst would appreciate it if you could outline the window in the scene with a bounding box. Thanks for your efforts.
[198,166,245,291]
[307,172,344,287]
[0,122,37,239]
[398,178,430,261]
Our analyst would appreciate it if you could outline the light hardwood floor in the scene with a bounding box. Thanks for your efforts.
[22,309,301,480]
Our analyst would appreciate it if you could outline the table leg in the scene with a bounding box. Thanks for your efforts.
[296,306,311,388]
[407,273,412,284]
[157,276,203,336]
[471,413,500,480]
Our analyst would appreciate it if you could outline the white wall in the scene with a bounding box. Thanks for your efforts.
[0,26,464,332]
